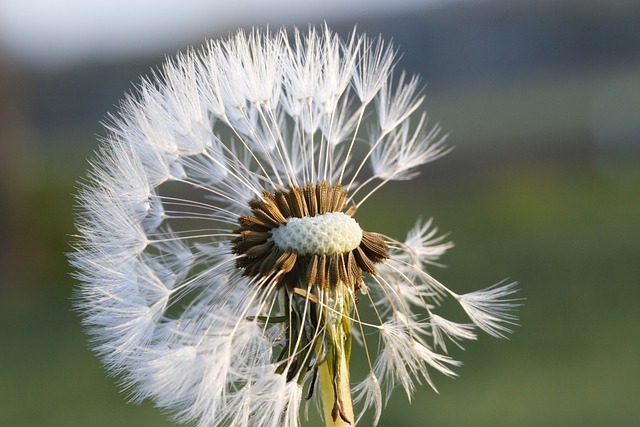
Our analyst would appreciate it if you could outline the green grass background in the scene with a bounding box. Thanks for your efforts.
[1,29,639,426]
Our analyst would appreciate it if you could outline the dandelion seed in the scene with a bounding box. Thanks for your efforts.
[70,25,519,427]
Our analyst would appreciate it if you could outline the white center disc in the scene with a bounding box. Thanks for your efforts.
[271,212,363,255]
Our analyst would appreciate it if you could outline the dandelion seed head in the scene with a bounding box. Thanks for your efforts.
[70,24,519,427]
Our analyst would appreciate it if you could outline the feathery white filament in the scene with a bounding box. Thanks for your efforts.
[271,212,362,255]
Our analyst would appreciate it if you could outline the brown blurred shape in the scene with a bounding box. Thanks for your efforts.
[0,49,39,296]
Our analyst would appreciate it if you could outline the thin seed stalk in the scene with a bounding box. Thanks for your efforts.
[318,283,354,426]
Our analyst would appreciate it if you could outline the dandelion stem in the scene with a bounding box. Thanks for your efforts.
[318,283,354,426]
[318,348,353,426]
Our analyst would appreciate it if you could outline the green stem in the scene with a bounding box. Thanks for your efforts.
[319,349,354,426]
[318,283,354,426]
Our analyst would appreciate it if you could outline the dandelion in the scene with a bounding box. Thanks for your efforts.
[70,25,520,427]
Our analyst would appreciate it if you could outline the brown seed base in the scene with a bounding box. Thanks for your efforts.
[232,181,388,291]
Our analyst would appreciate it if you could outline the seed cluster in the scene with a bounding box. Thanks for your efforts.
[233,181,389,291]
[270,212,363,256]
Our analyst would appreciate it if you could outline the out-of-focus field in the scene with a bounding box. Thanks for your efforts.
[1,2,639,425]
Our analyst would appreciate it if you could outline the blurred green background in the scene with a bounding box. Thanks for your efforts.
[1,1,639,426]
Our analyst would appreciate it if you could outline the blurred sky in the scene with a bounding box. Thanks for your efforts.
[0,0,460,67]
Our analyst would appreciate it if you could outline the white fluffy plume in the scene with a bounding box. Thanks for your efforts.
[70,25,518,427]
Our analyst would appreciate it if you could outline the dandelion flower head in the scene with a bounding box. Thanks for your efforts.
[71,25,519,427]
